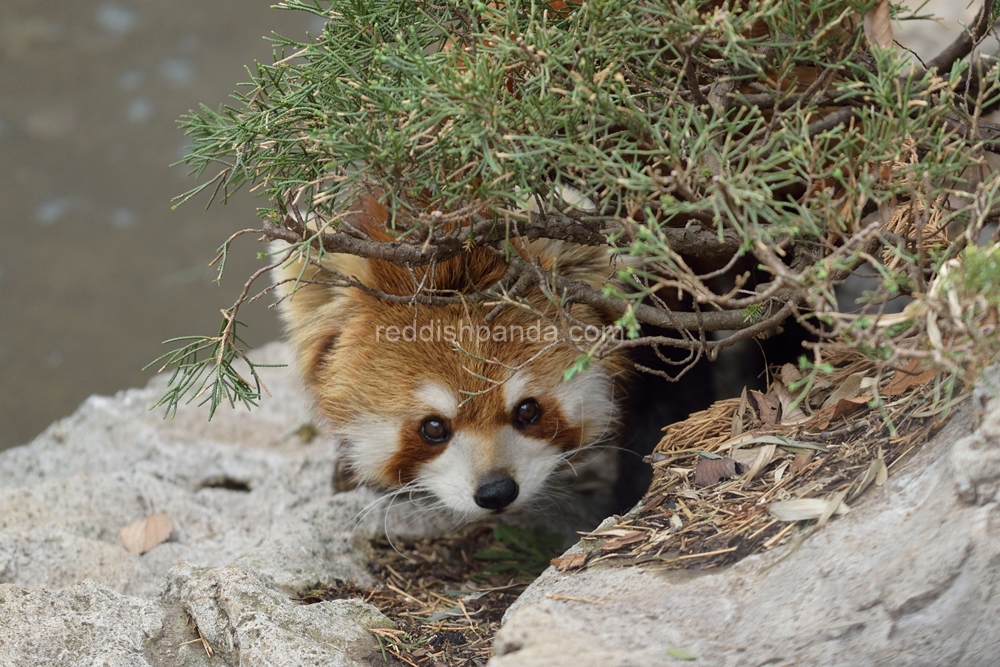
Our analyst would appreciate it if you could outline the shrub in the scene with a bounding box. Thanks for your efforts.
[152,0,1000,416]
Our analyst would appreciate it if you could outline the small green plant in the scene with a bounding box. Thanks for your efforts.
[144,319,277,418]
[471,524,565,580]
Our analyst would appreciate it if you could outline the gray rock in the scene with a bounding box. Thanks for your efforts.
[165,563,392,667]
[3,339,999,666]
[489,371,1000,667]
[0,342,413,666]
[0,580,166,667]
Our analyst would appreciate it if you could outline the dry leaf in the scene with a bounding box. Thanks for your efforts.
[818,489,849,526]
[743,444,777,482]
[875,457,889,486]
[821,372,867,408]
[831,395,873,422]
[779,363,803,387]
[806,405,836,431]
[602,530,648,550]
[884,359,938,396]
[551,553,588,571]
[875,447,888,486]
[120,512,174,555]
[730,447,760,469]
[864,0,893,49]
[789,452,814,476]
[773,381,808,424]
[848,455,887,501]
[769,497,851,522]
[773,463,785,484]
[675,488,700,500]
[809,394,873,430]
[750,390,780,427]
[812,377,833,391]
[718,429,770,452]
[731,387,748,438]
[722,432,822,454]
[583,528,635,538]
[694,457,739,486]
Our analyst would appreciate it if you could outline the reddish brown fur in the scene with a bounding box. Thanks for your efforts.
[312,298,609,486]
[276,195,628,491]
[386,419,449,485]
[349,194,510,296]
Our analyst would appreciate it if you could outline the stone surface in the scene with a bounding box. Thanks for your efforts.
[0,343,375,600]
[489,372,1000,667]
[165,563,391,667]
[5,1,996,664]
[0,581,166,667]
[0,343,415,666]
[3,346,1000,666]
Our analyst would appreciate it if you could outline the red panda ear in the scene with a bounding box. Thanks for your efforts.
[270,194,398,383]
[342,194,419,295]
[529,239,614,289]
[345,194,392,242]
[347,194,509,295]
[271,238,357,385]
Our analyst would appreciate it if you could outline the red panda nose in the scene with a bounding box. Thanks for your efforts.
[474,473,519,510]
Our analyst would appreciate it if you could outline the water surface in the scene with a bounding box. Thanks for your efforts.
[0,0,315,449]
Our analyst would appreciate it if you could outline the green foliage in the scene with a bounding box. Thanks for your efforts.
[179,0,936,231]
[563,352,592,381]
[144,319,277,419]
[156,0,1000,416]
[471,523,564,580]
[955,243,1000,308]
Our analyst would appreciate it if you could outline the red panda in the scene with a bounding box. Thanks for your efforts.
[273,194,629,520]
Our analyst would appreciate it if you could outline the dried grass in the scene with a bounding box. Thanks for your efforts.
[300,526,545,666]
[556,350,967,573]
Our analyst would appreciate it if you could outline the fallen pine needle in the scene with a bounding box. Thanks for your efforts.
[675,546,738,561]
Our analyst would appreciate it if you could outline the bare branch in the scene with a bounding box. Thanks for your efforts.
[924,0,997,73]
[263,210,744,267]
[554,274,797,333]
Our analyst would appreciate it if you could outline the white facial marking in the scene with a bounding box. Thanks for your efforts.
[337,369,616,519]
[418,431,486,519]
[416,381,458,419]
[503,370,533,413]
[337,416,401,483]
[498,425,565,509]
[418,426,562,519]
[554,368,616,447]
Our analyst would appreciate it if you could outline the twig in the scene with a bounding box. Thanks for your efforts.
[924,0,997,74]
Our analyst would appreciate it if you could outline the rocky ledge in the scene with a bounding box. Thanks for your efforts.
[2,343,999,666]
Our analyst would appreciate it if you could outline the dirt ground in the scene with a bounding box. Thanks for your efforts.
[0,0,314,449]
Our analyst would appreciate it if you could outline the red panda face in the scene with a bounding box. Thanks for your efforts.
[305,301,622,519]
[273,197,627,519]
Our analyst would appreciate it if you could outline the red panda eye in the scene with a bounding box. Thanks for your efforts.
[420,417,451,444]
[514,398,541,428]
